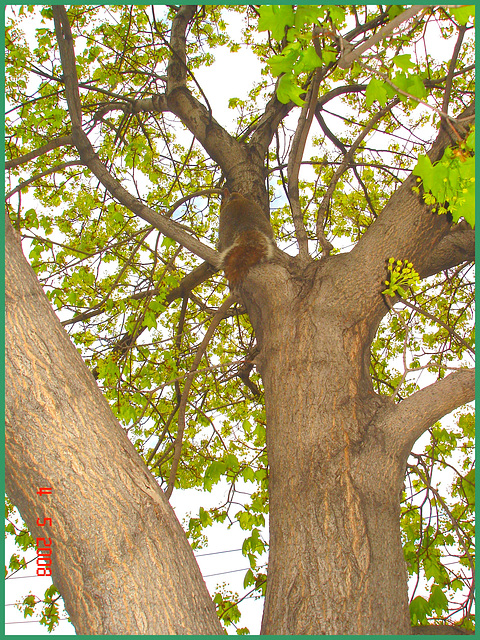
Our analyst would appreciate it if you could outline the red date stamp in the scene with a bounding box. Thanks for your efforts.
[36,487,53,577]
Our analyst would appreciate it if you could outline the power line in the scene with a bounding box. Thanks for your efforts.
[203,566,250,578]
[5,547,246,581]
[195,548,243,557]
[5,617,70,625]
[5,574,43,580]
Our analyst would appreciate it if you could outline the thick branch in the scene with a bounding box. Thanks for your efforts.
[76,131,219,263]
[347,102,475,326]
[249,87,294,155]
[287,62,321,259]
[317,84,367,108]
[165,5,254,185]
[165,5,197,91]
[52,6,82,128]
[387,368,475,455]
[93,94,169,122]
[5,214,223,634]
[421,222,474,278]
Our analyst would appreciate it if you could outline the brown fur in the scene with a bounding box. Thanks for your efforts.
[218,190,275,287]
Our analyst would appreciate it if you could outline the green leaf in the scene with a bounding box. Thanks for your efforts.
[237,510,254,530]
[391,72,409,102]
[406,75,427,102]
[327,5,346,26]
[142,311,157,330]
[242,466,255,482]
[451,180,475,227]
[465,126,475,152]
[388,5,404,19]
[277,73,305,106]
[460,469,475,505]
[224,452,240,472]
[203,460,227,491]
[161,236,176,249]
[236,627,250,635]
[458,413,475,438]
[413,154,434,192]
[392,54,415,72]
[268,47,300,77]
[199,506,213,527]
[294,46,322,75]
[243,568,254,588]
[429,584,449,616]
[320,46,338,65]
[410,595,431,624]
[294,6,327,30]
[366,78,388,108]
[448,5,475,25]
[258,5,294,40]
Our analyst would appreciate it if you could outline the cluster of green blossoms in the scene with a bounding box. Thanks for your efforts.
[383,258,420,298]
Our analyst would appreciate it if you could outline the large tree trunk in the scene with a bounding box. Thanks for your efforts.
[240,253,418,634]
[5,217,223,635]
[249,261,411,634]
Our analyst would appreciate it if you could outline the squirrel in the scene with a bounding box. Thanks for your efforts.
[217,189,275,287]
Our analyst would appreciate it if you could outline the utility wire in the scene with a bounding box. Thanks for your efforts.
[5,617,70,625]
[195,548,243,557]
[203,566,251,579]
[6,547,247,580]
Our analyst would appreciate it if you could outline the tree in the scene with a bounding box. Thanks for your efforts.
[5,4,475,635]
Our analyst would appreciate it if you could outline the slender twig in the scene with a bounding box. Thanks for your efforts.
[400,298,474,356]
[5,161,83,200]
[315,98,399,237]
[52,5,219,266]
[411,463,475,569]
[315,109,377,217]
[359,61,471,142]
[62,261,217,328]
[146,294,189,465]
[286,29,323,259]
[5,135,74,170]
[442,25,467,116]
[165,295,235,499]
[384,296,411,401]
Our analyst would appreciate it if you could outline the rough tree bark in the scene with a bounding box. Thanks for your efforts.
[242,243,474,635]
[5,218,223,635]
[5,5,475,636]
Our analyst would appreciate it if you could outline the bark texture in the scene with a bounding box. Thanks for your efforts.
[239,246,473,634]
[241,258,410,634]
[5,218,223,635]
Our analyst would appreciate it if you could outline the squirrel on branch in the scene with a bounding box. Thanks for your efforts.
[217,189,275,287]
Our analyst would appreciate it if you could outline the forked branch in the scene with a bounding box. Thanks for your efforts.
[51,5,219,266]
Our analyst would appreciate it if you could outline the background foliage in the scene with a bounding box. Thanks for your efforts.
[5,4,474,633]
